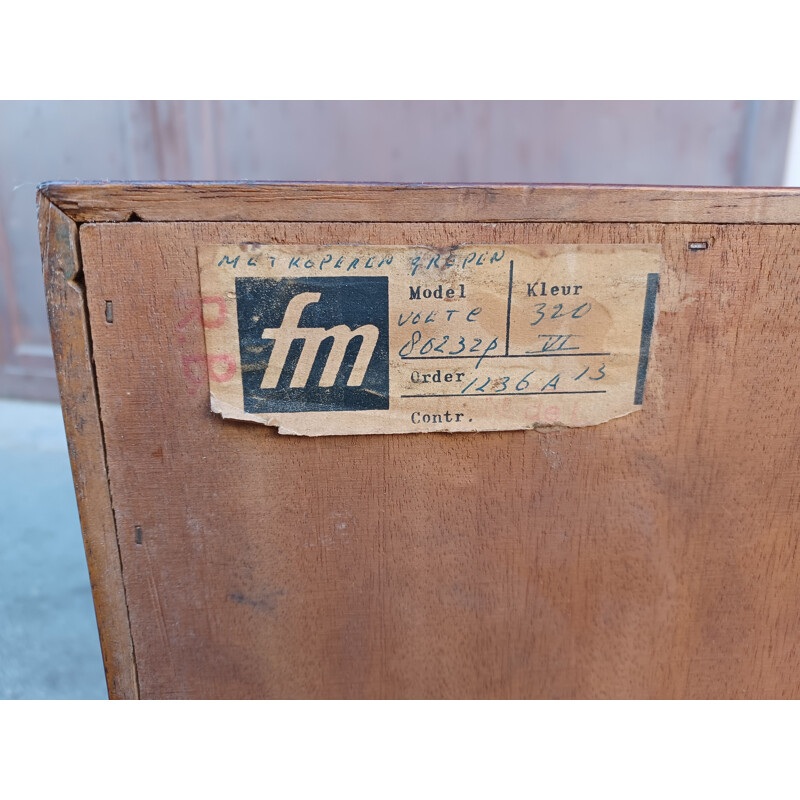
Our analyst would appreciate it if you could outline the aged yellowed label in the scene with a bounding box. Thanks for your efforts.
[197,244,661,436]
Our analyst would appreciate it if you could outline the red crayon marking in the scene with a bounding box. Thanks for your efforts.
[181,353,236,394]
[181,355,206,394]
[207,354,236,383]
[176,296,228,342]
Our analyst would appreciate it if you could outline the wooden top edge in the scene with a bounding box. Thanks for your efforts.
[37,181,800,225]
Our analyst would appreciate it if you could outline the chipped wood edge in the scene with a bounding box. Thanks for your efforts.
[38,194,139,700]
[38,182,800,225]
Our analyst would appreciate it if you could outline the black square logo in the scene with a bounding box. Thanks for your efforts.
[236,276,390,413]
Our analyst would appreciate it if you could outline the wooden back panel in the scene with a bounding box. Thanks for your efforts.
[39,184,800,698]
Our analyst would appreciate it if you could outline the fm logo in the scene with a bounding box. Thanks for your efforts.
[235,276,389,413]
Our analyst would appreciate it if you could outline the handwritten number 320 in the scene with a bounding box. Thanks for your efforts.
[530,302,592,326]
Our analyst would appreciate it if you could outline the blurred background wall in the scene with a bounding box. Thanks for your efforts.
[0,100,795,402]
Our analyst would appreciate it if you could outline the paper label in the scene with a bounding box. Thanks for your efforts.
[197,244,661,436]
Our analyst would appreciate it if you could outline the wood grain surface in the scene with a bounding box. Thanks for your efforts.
[41,182,800,224]
[38,197,138,698]
[70,213,800,698]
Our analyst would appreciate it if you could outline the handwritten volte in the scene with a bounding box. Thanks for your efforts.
[197,243,662,436]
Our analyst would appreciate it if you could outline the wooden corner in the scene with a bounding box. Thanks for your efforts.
[38,194,139,699]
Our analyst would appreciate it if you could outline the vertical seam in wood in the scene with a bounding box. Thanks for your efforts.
[40,197,141,698]
[72,221,142,699]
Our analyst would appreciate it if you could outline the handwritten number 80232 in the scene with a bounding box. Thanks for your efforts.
[399,332,499,366]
